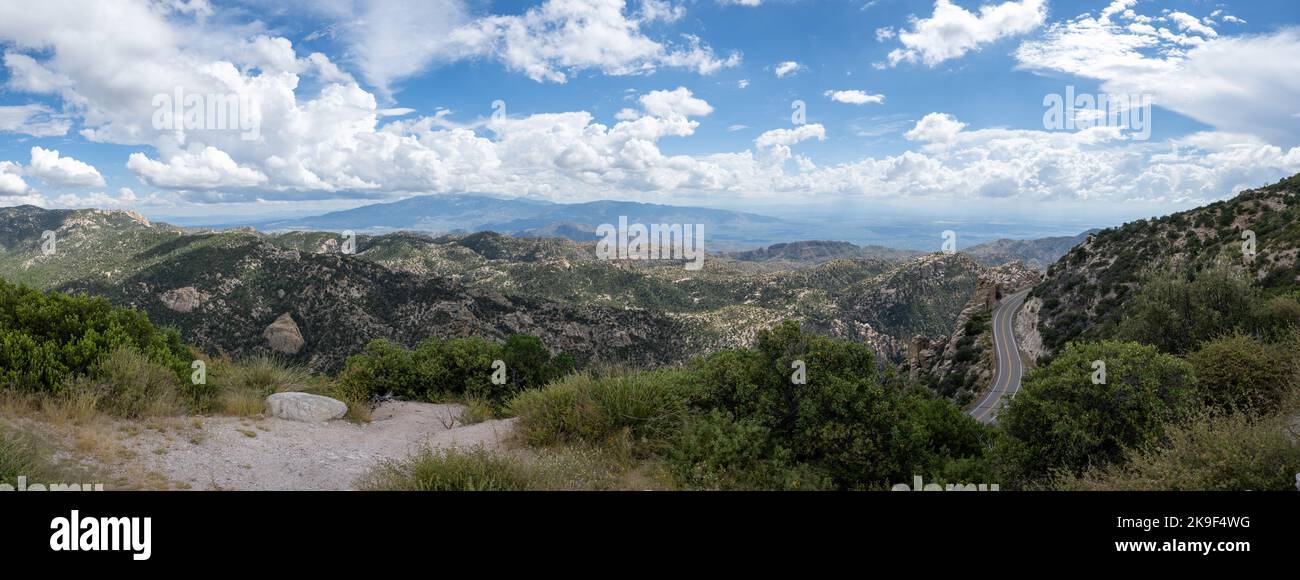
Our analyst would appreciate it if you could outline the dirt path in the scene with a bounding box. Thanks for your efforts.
[113,401,516,491]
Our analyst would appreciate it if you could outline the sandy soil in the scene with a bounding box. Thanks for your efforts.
[112,401,516,491]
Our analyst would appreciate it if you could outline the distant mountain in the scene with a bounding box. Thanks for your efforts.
[725,240,922,265]
[249,193,808,250]
[963,230,1098,271]
[0,205,1028,371]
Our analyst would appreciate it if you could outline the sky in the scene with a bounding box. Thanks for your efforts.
[0,0,1298,230]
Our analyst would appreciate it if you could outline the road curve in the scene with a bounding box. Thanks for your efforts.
[969,289,1030,424]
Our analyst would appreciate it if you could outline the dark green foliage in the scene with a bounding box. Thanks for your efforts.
[339,333,573,406]
[1116,267,1256,354]
[1187,333,1296,413]
[995,341,1198,484]
[0,278,189,393]
[1058,411,1300,491]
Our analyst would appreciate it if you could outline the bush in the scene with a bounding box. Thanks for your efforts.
[1187,333,1295,413]
[1057,411,1300,491]
[91,347,184,419]
[358,446,532,491]
[0,279,190,393]
[1117,267,1256,354]
[668,410,831,490]
[508,368,698,448]
[685,321,991,490]
[995,341,1198,484]
[339,334,573,406]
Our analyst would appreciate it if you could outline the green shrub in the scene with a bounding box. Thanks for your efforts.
[0,279,189,393]
[339,334,573,406]
[995,341,1198,484]
[1057,411,1300,491]
[358,446,532,491]
[91,347,184,418]
[1187,333,1295,413]
[668,410,831,490]
[508,368,698,448]
[685,321,991,490]
[1117,266,1256,354]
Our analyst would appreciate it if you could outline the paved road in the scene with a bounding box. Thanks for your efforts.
[969,289,1030,424]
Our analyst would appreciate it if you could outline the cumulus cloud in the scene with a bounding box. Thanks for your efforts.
[888,0,1047,66]
[128,146,267,189]
[0,161,28,196]
[774,61,803,77]
[27,147,105,188]
[824,90,885,105]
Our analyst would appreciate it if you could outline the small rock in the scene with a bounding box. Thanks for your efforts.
[263,312,305,354]
[265,392,347,423]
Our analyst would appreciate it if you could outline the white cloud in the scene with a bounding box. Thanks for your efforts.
[875,27,895,42]
[904,113,966,144]
[888,0,1047,66]
[824,89,885,105]
[127,146,268,189]
[0,104,70,137]
[639,87,714,117]
[737,78,750,89]
[774,61,803,77]
[309,0,740,90]
[27,147,105,188]
[1015,6,1300,144]
[0,161,28,196]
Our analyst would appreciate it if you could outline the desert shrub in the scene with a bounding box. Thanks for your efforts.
[1117,266,1256,354]
[684,321,991,490]
[339,334,573,406]
[456,398,495,425]
[0,279,189,393]
[1057,411,1300,491]
[358,446,532,491]
[1187,333,1295,413]
[508,368,698,448]
[213,355,311,395]
[667,410,832,490]
[1250,295,1300,341]
[91,347,184,418]
[995,341,1198,484]
[0,427,53,487]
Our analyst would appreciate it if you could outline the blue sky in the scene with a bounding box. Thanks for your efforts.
[1,0,1298,231]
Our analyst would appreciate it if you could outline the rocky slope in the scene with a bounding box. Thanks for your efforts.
[1029,174,1300,355]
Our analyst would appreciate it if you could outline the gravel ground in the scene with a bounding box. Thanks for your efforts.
[116,401,516,490]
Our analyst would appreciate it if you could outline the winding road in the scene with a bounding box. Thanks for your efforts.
[968,289,1030,424]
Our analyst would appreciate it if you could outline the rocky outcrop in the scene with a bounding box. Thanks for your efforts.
[158,286,206,313]
[263,313,306,354]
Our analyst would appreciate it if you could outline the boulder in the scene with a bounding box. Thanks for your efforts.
[265,392,347,422]
[159,286,205,313]
[263,312,305,354]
